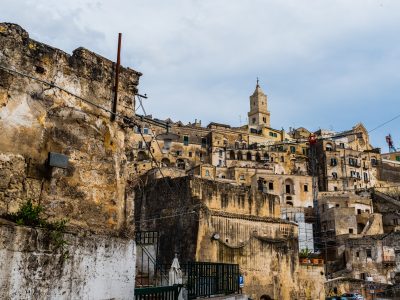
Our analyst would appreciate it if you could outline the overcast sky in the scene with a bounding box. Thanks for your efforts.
[2,0,399,151]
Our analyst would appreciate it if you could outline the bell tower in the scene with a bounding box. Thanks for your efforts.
[248,79,270,128]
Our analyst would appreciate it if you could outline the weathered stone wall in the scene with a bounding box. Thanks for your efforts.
[196,213,299,300]
[0,23,140,236]
[0,220,135,300]
[298,264,325,300]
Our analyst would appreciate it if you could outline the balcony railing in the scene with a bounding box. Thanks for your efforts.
[383,256,396,264]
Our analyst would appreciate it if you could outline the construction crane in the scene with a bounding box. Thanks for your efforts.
[386,134,398,153]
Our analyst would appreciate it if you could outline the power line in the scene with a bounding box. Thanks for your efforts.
[369,113,400,133]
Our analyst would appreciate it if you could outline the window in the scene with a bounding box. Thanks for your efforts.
[357,209,361,215]
[269,182,274,190]
[360,273,366,280]
[364,173,368,181]
[285,184,291,194]
[349,158,358,166]
[290,146,296,154]
[201,137,207,148]
[252,118,256,124]
[183,136,189,146]
[371,158,377,166]
[330,158,337,166]
[263,117,267,123]
[356,251,360,258]
[205,170,210,176]
[138,141,143,149]
[335,204,340,207]
[219,149,223,157]
[349,228,354,234]
[366,249,372,258]
[239,174,245,180]
[218,159,222,166]
[334,186,338,191]
[189,152,192,157]
[281,156,284,162]
[339,143,345,148]
[332,172,338,179]
[304,185,308,192]
[143,127,149,134]
[326,143,333,151]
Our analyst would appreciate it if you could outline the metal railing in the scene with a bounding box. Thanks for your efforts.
[135,285,183,300]
[186,262,239,299]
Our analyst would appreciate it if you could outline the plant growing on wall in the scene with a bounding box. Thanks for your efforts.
[2,200,69,257]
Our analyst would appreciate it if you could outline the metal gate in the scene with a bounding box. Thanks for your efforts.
[187,262,239,299]
[135,285,182,300]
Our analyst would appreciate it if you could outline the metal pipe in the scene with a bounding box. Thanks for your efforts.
[111,33,122,121]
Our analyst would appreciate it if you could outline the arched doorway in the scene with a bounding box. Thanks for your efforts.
[246,152,252,161]
[256,152,261,161]
[237,151,243,160]
[229,150,235,160]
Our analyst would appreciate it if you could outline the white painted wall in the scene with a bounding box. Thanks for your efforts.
[0,223,136,300]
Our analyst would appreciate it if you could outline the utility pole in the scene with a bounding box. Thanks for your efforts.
[111,33,122,121]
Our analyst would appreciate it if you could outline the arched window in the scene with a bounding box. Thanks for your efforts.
[237,151,243,160]
[264,153,269,161]
[284,179,294,194]
[326,143,333,151]
[229,150,235,160]
[256,153,261,161]
[176,158,185,170]
[246,152,252,161]
[161,158,170,167]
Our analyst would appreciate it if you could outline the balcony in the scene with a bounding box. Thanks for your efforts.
[383,256,396,265]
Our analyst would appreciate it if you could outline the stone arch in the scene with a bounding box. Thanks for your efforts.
[176,158,185,169]
[161,157,171,167]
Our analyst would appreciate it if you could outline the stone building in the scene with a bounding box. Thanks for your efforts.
[134,174,325,300]
[0,23,139,299]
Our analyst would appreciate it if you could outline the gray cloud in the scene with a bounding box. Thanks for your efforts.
[1,0,400,150]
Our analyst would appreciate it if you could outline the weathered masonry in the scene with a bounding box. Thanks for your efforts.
[0,23,140,299]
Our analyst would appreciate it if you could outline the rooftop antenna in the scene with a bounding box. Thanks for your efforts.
[386,134,397,152]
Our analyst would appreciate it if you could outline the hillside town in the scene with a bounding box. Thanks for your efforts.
[1,23,400,300]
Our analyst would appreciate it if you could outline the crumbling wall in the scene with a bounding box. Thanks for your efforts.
[0,220,135,300]
[0,23,140,236]
[196,213,300,300]
[298,265,325,300]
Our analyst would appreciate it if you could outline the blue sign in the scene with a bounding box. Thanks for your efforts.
[239,275,244,288]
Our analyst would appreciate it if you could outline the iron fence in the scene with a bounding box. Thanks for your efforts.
[186,262,239,299]
[135,285,182,300]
